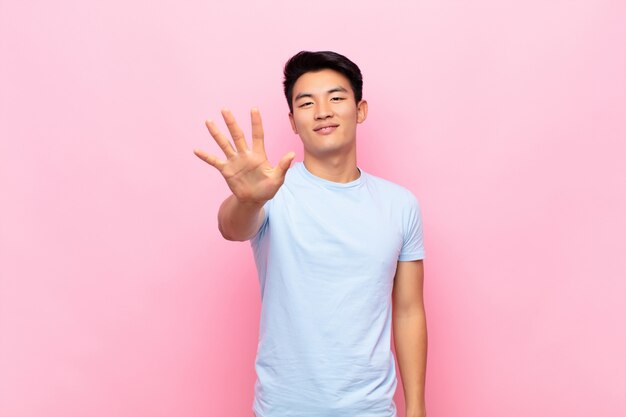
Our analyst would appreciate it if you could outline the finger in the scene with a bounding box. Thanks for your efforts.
[205,119,236,158]
[250,107,266,155]
[275,151,296,178]
[193,148,226,171]
[221,108,249,153]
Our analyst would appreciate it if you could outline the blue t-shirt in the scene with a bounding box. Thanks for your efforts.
[250,162,425,417]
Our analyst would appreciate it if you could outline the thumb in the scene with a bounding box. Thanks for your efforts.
[275,151,296,177]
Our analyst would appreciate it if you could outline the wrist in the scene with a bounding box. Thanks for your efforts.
[233,195,266,209]
[406,404,426,417]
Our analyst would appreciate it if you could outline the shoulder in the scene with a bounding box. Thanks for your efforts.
[362,170,420,206]
[282,161,307,188]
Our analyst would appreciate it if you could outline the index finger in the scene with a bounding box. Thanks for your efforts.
[250,107,267,155]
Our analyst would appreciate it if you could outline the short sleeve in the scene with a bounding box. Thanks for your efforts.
[398,193,426,261]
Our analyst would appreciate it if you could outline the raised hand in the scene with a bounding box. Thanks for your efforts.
[194,108,295,205]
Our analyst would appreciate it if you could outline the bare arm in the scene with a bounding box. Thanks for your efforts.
[392,260,427,417]
[215,195,264,241]
[194,108,294,241]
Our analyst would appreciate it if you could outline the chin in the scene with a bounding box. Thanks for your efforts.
[306,143,354,158]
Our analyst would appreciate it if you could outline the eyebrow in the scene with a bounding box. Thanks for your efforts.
[294,86,349,101]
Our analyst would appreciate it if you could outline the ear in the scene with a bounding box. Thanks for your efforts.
[356,100,368,124]
[288,112,298,134]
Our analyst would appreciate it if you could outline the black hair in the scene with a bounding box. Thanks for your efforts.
[283,50,363,113]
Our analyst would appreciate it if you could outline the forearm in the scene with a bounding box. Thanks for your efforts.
[393,309,427,417]
[217,194,265,241]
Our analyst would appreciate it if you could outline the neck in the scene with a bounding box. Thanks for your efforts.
[303,148,360,183]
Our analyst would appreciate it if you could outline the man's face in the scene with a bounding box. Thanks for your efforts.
[289,69,367,160]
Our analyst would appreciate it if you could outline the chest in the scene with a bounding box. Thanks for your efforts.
[268,189,404,276]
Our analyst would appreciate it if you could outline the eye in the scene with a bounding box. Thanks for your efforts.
[298,101,313,108]
[330,97,346,102]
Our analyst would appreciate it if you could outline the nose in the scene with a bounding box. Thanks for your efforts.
[314,102,333,120]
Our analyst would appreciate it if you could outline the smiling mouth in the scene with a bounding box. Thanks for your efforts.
[314,124,339,135]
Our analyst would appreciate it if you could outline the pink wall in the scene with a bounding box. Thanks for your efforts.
[1,1,624,416]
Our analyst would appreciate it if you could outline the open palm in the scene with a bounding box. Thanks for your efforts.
[194,108,295,204]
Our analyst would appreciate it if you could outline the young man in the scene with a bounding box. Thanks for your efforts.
[194,51,427,417]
